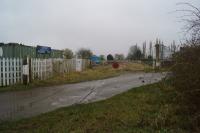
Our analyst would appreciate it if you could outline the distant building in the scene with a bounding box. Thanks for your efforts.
[153,39,174,67]
[0,43,63,58]
[153,40,173,61]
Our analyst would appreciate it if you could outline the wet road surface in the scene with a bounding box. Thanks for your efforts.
[0,72,166,121]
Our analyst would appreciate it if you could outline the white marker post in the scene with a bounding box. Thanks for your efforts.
[23,57,29,85]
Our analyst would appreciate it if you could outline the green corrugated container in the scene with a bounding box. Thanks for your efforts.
[0,43,63,58]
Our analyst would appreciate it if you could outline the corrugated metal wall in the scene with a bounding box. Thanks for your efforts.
[0,43,63,58]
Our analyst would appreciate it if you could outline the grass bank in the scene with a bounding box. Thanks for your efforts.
[0,63,152,92]
[0,80,196,133]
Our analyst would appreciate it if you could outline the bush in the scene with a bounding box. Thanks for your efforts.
[172,44,200,111]
[107,54,114,61]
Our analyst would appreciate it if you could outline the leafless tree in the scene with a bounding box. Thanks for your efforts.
[170,40,177,53]
[127,45,142,60]
[177,3,200,44]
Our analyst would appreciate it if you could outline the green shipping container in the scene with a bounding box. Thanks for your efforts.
[0,43,63,58]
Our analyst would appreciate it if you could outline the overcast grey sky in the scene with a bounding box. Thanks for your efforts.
[0,0,199,55]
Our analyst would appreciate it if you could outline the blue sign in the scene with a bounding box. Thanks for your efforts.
[90,55,100,64]
[36,45,51,54]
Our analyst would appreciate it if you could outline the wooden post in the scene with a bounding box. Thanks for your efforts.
[22,57,29,85]
[2,58,5,86]
[13,58,16,84]
[6,58,9,86]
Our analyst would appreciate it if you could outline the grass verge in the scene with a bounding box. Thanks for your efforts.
[0,80,196,133]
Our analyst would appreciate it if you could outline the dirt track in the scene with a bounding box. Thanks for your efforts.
[0,72,166,121]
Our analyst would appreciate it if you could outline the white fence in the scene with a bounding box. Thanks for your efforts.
[0,58,90,87]
[53,59,76,74]
[0,58,23,86]
[31,59,53,80]
[53,59,89,74]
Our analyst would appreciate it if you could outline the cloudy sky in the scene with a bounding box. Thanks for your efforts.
[0,0,199,55]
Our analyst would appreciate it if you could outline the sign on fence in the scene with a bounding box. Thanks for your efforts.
[22,65,29,75]
[76,59,82,72]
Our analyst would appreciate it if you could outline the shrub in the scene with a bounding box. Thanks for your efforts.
[107,54,114,61]
[172,44,200,111]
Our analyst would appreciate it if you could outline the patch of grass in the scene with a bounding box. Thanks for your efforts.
[0,63,151,92]
[0,80,197,133]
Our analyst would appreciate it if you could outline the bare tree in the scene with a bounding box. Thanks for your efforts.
[177,3,200,44]
[170,40,176,53]
[127,45,142,60]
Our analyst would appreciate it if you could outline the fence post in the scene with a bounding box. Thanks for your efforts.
[6,58,9,86]
[2,58,5,86]
[29,58,32,83]
[13,58,16,84]
[10,58,13,85]
[22,57,29,85]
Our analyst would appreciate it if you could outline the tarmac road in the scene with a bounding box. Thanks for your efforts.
[0,72,166,121]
